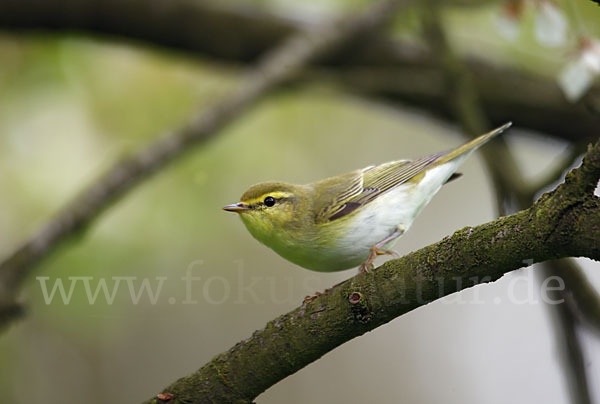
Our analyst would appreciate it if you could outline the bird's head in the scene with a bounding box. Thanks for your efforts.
[223,182,309,240]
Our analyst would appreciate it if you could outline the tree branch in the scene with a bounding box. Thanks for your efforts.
[414,6,597,403]
[540,260,594,404]
[419,1,528,214]
[0,0,599,142]
[144,138,600,404]
[553,259,600,333]
[0,0,408,329]
[418,3,600,336]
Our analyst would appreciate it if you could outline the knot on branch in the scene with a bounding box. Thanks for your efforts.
[347,290,372,323]
[349,291,362,304]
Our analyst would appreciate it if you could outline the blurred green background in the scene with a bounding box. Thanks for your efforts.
[1,0,599,403]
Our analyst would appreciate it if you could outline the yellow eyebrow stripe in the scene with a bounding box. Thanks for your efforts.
[243,191,293,205]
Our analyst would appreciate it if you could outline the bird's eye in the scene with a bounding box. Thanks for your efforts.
[264,196,276,207]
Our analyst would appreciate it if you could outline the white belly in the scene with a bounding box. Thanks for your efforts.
[314,161,462,271]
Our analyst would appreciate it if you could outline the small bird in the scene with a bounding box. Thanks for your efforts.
[224,123,512,273]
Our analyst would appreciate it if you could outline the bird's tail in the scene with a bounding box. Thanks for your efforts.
[439,122,512,164]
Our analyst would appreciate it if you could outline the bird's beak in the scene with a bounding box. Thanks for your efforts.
[223,202,250,213]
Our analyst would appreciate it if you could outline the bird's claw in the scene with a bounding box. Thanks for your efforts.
[358,262,375,273]
[358,246,399,273]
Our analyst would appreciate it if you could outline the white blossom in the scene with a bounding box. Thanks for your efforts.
[534,1,568,47]
[495,1,524,42]
[558,39,600,102]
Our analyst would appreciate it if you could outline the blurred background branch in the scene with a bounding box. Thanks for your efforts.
[0,0,599,142]
[540,260,595,404]
[0,0,408,331]
[419,5,600,404]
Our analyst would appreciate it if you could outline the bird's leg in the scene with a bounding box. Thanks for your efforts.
[358,228,405,273]
[305,228,405,302]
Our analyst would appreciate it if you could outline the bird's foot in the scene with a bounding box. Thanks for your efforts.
[358,262,375,273]
[358,246,400,273]
[358,245,379,273]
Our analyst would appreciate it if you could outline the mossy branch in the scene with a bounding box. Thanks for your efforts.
[143,139,600,404]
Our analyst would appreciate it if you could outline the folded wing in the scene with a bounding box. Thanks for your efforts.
[317,153,445,223]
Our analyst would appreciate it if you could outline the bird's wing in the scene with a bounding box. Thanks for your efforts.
[315,153,444,223]
[315,123,512,224]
